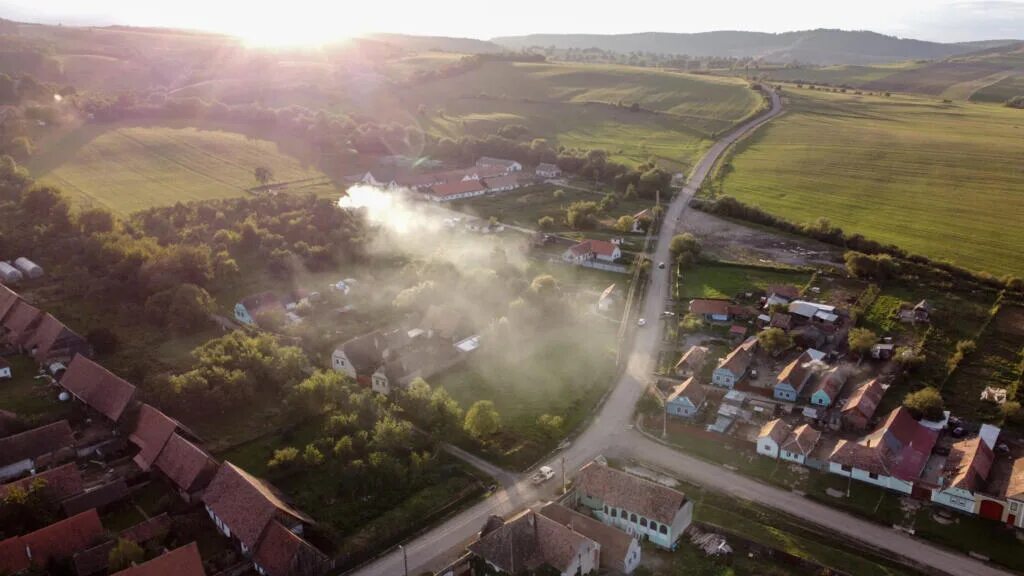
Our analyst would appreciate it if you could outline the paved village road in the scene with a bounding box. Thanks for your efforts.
[350,91,1010,576]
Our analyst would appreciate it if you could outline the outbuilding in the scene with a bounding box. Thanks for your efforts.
[0,262,23,283]
[13,257,43,279]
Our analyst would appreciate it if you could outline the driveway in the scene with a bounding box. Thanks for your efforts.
[347,91,1009,576]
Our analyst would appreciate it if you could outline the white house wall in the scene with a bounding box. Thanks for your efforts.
[756,438,779,458]
[931,487,977,514]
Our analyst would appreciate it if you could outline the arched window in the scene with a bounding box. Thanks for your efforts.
[630,513,638,523]
[659,524,668,535]
[640,518,648,528]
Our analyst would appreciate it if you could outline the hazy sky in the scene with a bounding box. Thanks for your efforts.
[1,0,1022,44]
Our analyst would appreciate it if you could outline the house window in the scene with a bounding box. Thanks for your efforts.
[659,524,668,535]
[640,518,648,528]
[840,465,851,473]
[868,472,879,480]
[610,508,617,518]
[649,521,657,532]
[630,513,638,523]
[604,505,609,513]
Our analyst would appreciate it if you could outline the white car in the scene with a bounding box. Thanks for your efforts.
[637,318,647,327]
[531,466,555,484]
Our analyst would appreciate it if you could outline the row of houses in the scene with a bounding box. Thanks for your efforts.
[466,460,693,575]
[0,282,332,576]
[756,407,1024,530]
[359,157,560,202]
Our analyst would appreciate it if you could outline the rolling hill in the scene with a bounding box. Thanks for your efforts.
[493,29,1018,65]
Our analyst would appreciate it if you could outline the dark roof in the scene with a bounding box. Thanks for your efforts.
[120,513,172,544]
[776,350,818,391]
[539,503,635,570]
[0,462,83,503]
[203,463,313,551]
[781,424,822,456]
[337,329,410,376]
[153,433,219,493]
[23,313,84,363]
[74,514,174,576]
[61,355,137,422]
[667,377,706,407]
[468,510,594,574]
[62,479,130,516]
[111,542,206,576]
[254,520,330,576]
[19,509,105,568]
[689,299,732,316]
[129,404,179,471]
[2,299,42,345]
[0,420,74,467]
[717,337,757,376]
[0,284,21,322]
[812,367,848,400]
[0,534,30,574]
[575,462,687,525]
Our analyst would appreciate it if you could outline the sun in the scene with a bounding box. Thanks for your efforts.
[233,16,364,48]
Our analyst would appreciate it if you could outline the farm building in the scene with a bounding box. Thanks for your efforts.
[13,257,43,279]
[0,262,22,283]
[476,157,522,172]
[562,239,621,264]
[536,162,562,178]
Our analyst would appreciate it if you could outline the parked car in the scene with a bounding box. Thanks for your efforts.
[658,262,666,269]
[531,466,555,484]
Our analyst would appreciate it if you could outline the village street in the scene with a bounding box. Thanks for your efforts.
[349,90,1010,576]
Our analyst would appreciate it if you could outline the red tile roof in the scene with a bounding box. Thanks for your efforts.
[759,419,792,445]
[674,345,709,373]
[781,424,822,456]
[430,179,487,198]
[812,367,848,401]
[841,379,885,423]
[943,436,995,491]
[21,509,105,567]
[62,479,130,516]
[539,503,634,571]
[22,313,82,363]
[0,420,74,468]
[667,377,706,408]
[2,299,42,346]
[830,407,938,480]
[0,536,30,574]
[253,520,330,576]
[689,299,732,316]
[717,336,757,376]
[568,239,618,258]
[121,513,172,544]
[111,542,206,576]
[468,510,594,574]
[61,354,137,422]
[129,404,179,471]
[153,433,219,494]
[575,462,687,525]
[0,284,21,322]
[202,463,312,551]
[0,462,83,502]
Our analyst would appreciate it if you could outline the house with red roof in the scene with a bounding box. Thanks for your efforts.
[841,379,886,431]
[562,239,621,265]
[427,179,487,202]
[253,520,330,576]
[828,407,939,495]
[0,509,105,574]
[21,313,90,365]
[128,404,180,471]
[203,463,327,575]
[110,542,206,576]
[59,354,137,423]
[0,420,75,481]
[0,299,42,349]
[468,510,599,576]
[931,424,999,516]
[0,462,84,504]
[153,433,219,503]
[711,337,757,389]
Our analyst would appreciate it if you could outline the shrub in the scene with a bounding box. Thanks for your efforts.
[268,447,299,470]
[903,387,945,420]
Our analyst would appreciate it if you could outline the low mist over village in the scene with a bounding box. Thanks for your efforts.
[0,3,1022,576]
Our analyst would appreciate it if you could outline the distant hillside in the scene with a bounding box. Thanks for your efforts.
[493,29,1018,65]
[737,42,1024,100]
[366,33,504,54]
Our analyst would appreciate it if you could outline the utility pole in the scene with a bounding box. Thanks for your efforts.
[662,401,667,439]
[399,544,408,576]
[562,455,567,495]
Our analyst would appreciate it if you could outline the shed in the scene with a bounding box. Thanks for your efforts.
[13,258,43,279]
[0,262,23,283]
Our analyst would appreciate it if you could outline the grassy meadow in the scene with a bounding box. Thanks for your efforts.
[678,262,811,300]
[713,88,1024,277]
[30,124,328,214]
[362,61,762,170]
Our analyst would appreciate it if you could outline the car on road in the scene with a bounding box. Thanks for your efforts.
[662,311,675,317]
[658,262,666,269]
[531,466,555,484]
[637,318,647,327]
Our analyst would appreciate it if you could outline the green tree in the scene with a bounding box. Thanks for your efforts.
[254,165,273,186]
[268,447,299,470]
[537,414,564,439]
[552,188,565,199]
[757,327,793,357]
[303,444,325,466]
[903,387,945,420]
[537,216,555,230]
[614,215,635,232]
[108,539,144,572]
[565,200,599,229]
[464,400,501,438]
[669,233,701,268]
[371,415,414,454]
[144,283,215,333]
[847,328,878,356]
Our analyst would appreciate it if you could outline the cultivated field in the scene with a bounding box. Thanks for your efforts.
[714,88,1024,276]
[31,125,329,214]
[363,61,762,170]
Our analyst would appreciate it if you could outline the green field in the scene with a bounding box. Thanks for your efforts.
[364,61,761,169]
[31,125,329,214]
[713,88,1024,277]
[678,262,811,300]
[970,74,1024,103]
